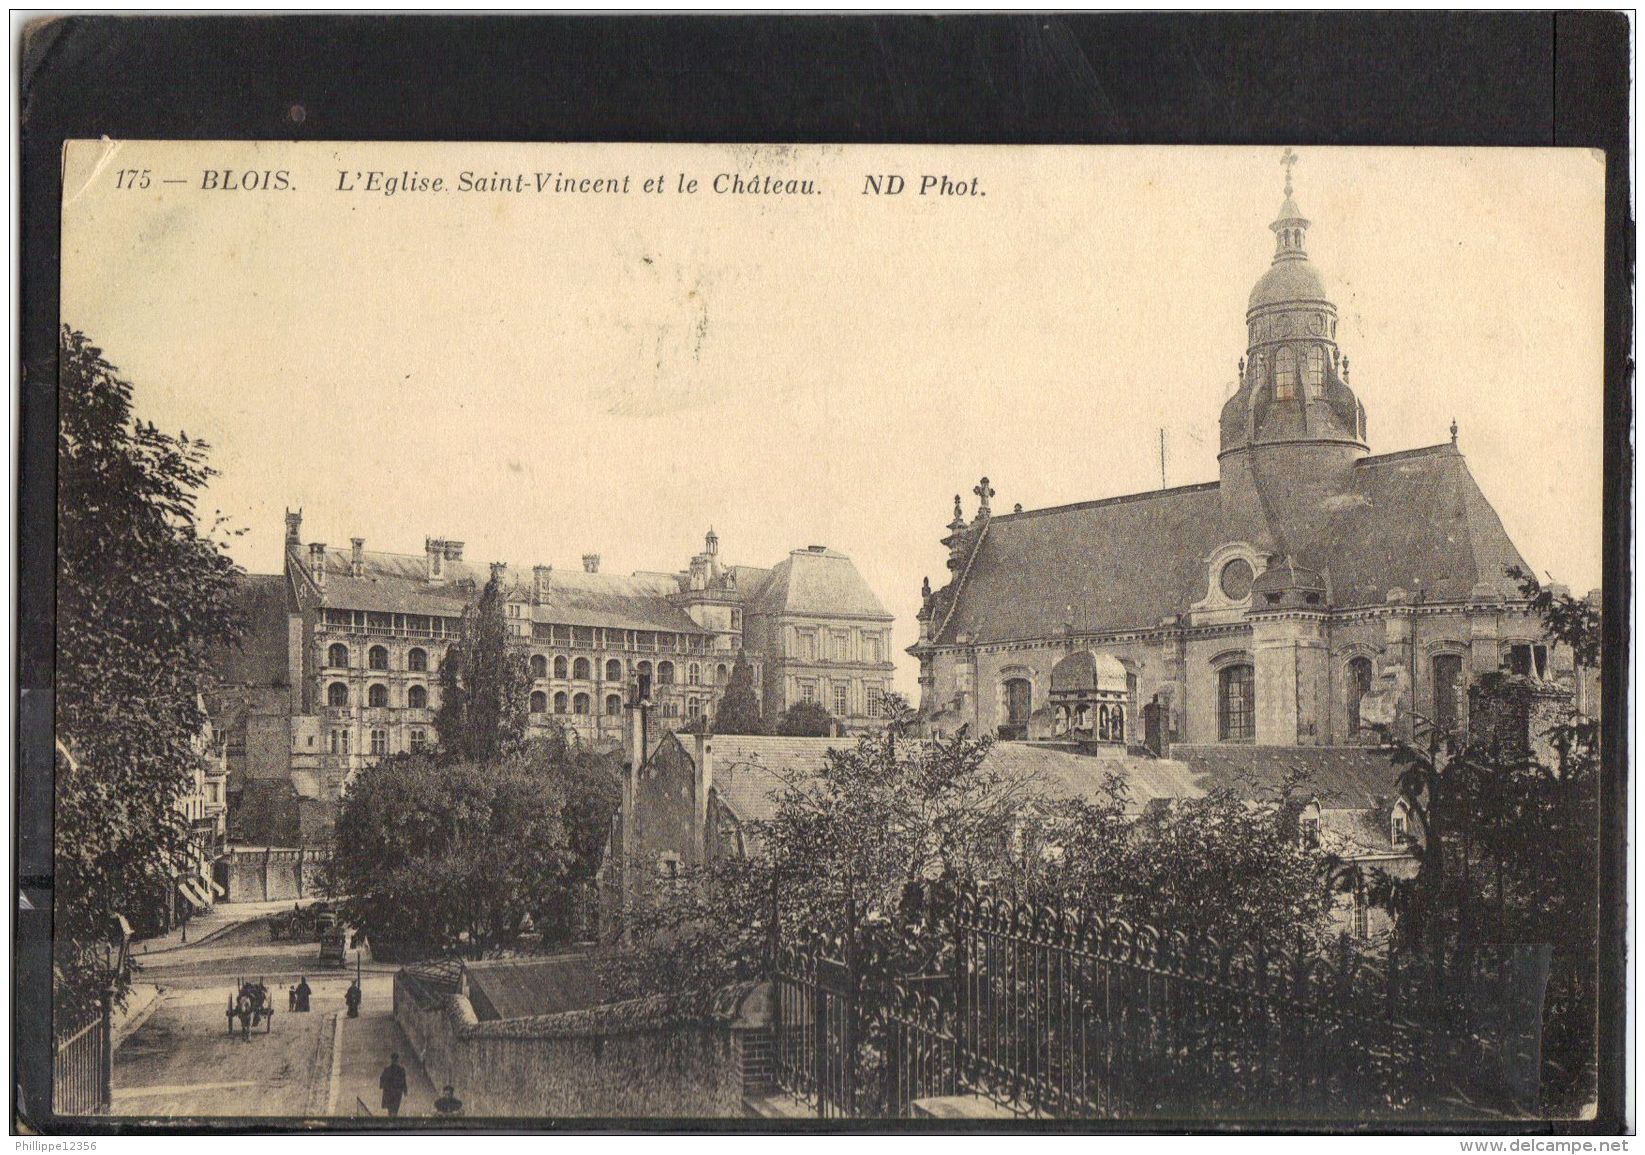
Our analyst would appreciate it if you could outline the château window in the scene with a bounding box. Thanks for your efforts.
[553,691,568,715]
[327,643,349,668]
[605,693,622,716]
[573,692,590,715]
[572,657,590,680]
[554,655,568,679]
[368,645,388,671]
[530,690,547,714]
[1346,656,1374,735]
[329,729,347,754]
[1217,663,1255,742]
[370,729,387,757]
[1274,348,1296,400]
[409,729,427,754]
[1505,643,1548,679]
[834,682,849,717]
[1432,653,1464,734]
[716,664,728,685]
[407,684,427,709]
[407,648,427,672]
[367,683,388,708]
[1305,346,1325,394]
[531,654,548,679]
[688,664,700,685]
[606,659,623,682]
[867,686,883,718]
[688,699,702,719]
[658,661,675,686]
[327,682,349,708]
[800,681,816,704]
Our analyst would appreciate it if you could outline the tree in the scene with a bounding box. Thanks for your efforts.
[55,326,244,1021]
[433,570,530,763]
[775,700,836,737]
[535,730,622,944]
[331,739,575,959]
[712,653,765,735]
[1367,565,1602,1113]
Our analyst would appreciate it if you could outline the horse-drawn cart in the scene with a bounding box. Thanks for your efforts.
[226,980,275,1038]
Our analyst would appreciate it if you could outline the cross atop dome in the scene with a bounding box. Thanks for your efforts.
[1271,148,1310,260]
[1281,147,1298,197]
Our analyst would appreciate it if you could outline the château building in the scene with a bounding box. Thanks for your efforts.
[910,157,1596,750]
[210,519,894,843]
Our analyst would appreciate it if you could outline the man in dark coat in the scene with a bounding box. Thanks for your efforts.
[295,976,312,1012]
[433,1085,463,1116]
[344,981,362,1018]
[379,1052,408,1118]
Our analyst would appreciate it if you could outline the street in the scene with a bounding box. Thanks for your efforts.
[112,907,437,1119]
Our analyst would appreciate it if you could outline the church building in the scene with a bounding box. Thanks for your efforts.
[911,157,1590,751]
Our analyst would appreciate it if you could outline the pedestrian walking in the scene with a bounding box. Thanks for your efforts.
[344,980,362,1018]
[287,985,297,1012]
[295,976,312,1012]
[379,1052,408,1118]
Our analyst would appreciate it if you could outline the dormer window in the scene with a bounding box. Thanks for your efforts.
[1299,803,1322,849]
[1392,810,1410,845]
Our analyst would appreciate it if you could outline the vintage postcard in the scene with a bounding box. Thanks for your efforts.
[45,140,1607,1127]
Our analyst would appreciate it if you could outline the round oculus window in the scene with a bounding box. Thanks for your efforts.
[1219,558,1255,600]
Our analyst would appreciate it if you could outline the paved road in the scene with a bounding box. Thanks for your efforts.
[112,914,433,1120]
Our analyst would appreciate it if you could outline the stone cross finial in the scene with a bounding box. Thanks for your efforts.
[1450,418,1459,446]
[1281,147,1298,196]
[951,494,964,523]
[973,477,995,517]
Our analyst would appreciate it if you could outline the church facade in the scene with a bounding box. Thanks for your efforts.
[910,162,1589,750]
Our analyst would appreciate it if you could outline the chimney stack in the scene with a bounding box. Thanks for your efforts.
[285,508,303,547]
[490,561,508,585]
[583,553,601,574]
[350,537,365,577]
[533,565,552,602]
[693,732,712,864]
[308,543,327,589]
[425,538,446,583]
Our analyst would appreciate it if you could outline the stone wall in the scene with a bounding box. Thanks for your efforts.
[214,846,330,902]
[393,972,767,1118]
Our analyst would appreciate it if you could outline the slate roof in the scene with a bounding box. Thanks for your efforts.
[208,573,292,686]
[749,548,892,620]
[531,569,707,634]
[935,444,1529,646]
[294,546,708,633]
[462,954,603,1022]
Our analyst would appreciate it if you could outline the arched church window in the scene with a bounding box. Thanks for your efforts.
[1274,348,1297,400]
[1432,653,1464,735]
[1305,347,1325,395]
[1346,656,1373,736]
[1218,664,1255,742]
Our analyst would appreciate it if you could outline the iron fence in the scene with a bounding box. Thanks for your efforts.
[53,1015,108,1116]
[772,890,1534,1120]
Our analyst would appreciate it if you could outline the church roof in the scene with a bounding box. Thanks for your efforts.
[747,547,892,620]
[1248,257,1330,310]
[932,444,1528,647]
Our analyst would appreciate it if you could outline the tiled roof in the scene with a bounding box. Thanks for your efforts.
[935,445,1529,646]
[208,573,292,686]
[704,738,1404,855]
[749,548,892,620]
[1166,745,1403,809]
[462,954,602,1022]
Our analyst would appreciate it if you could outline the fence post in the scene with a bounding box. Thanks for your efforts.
[98,986,114,1114]
[812,980,827,1119]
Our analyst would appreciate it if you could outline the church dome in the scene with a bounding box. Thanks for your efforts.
[1248,258,1330,311]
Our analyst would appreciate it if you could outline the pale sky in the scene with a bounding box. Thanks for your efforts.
[61,143,1607,697]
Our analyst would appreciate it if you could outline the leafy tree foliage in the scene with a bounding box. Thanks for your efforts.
[1363,566,1603,1114]
[433,570,530,762]
[775,700,836,737]
[55,327,244,1021]
[331,738,578,958]
[712,653,765,735]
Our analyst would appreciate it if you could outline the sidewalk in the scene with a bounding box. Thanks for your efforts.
[134,898,323,956]
[331,979,437,1119]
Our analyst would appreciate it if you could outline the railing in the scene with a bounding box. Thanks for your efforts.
[53,1014,108,1116]
[773,892,1532,1120]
